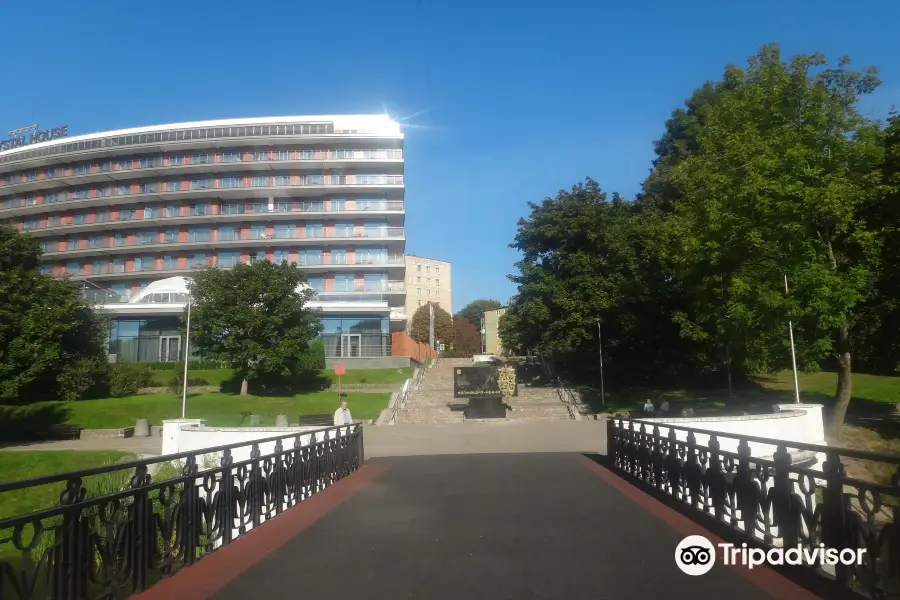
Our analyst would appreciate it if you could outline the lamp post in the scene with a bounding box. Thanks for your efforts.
[784,275,801,404]
[597,319,606,406]
[181,284,193,419]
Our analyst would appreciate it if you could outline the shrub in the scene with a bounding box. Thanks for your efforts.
[296,340,325,371]
[57,357,110,401]
[109,363,153,397]
[167,372,210,395]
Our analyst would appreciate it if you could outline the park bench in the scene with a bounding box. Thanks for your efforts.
[297,414,334,426]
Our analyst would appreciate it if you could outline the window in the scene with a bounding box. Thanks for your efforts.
[274,201,292,213]
[164,229,178,243]
[95,211,109,223]
[220,152,241,163]
[417,265,421,272]
[45,192,59,203]
[193,154,211,164]
[190,179,211,190]
[139,182,159,194]
[251,175,268,187]
[254,151,269,161]
[220,177,241,189]
[417,288,422,296]
[306,223,323,238]
[72,213,88,225]
[218,252,238,267]
[75,164,90,175]
[427,266,431,274]
[114,233,128,247]
[165,205,180,218]
[244,202,265,213]
[297,249,322,265]
[190,204,208,216]
[331,249,347,265]
[72,189,89,200]
[274,224,294,239]
[334,223,354,237]
[249,225,265,240]
[67,238,78,250]
[306,276,324,292]
[27,171,38,181]
[334,273,354,292]
[427,289,431,297]
[167,155,183,166]
[416,276,421,283]
[188,228,210,242]
[303,174,323,185]
[66,261,82,274]
[436,267,441,275]
[165,181,180,192]
[115,184,130,196]
[115,159,131,171]
[274,150,290,161]
[221,203,240,214]
[436,279,440,287]
[119,209,136,220]
[23,220,38,230]
[191,253,206,267]
[164,255,176,270]
[140,157,161,168]
[418,300,423,307]
[274,175,291,187]
[99,161,112,172]
[331,199,346,211]
[436,290,441,297]
[137,231,156,245]
[427,278,431,285]
[274,249,290,263]
[134,256,154,271]
[144,206,162,219]
[218,226,237,241]
[300,200,323,212]
[331,174,347,185]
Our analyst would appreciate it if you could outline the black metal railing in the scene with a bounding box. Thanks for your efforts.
[0,424,363,600]
[607,415,900,598]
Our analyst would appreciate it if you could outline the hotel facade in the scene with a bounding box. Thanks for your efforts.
[0,115,409,364]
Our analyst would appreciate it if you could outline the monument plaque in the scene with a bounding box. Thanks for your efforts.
[453,367,518,399]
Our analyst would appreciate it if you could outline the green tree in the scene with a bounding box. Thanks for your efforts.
[663,45,884,435]
[409,302,454,347]
[0,226,110,402]
[188,260,323,396]
[455,299,502,328]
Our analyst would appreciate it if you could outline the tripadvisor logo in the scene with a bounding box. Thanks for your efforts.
[675,535,866,576]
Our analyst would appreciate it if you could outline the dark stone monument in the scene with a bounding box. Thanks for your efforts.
[453,366,515,419]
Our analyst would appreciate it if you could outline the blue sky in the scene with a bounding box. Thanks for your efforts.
[2,0,899,311]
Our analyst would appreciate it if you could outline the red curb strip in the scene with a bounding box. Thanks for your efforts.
[579,456,821,600]
[136,462,389,600]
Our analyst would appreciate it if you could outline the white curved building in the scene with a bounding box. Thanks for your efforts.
[0,115,407,362]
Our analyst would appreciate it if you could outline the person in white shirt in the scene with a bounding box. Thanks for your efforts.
[333,398,352,426]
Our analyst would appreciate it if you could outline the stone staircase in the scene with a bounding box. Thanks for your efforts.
[395,358,573,424]
[396,358,467,424]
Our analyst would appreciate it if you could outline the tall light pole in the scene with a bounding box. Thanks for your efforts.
[597,320,606,406]
[181,284,193,419]
[784,275,801,404]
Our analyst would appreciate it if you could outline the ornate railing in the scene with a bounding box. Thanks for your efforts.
[0,424,363,600]
[607,416,900,598]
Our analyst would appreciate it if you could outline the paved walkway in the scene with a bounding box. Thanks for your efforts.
[138,453,817,600]
[0,420,609,458]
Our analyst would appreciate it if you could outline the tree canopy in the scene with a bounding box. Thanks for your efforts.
[409,302,454,348]
[188,260,323,395]
[501,44,895,434]
[0,225,110,402]
[455,299,503,328]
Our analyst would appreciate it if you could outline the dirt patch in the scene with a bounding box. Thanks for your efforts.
[831,424,900,485]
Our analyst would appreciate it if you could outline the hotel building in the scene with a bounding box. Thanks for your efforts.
[0,115,409,364]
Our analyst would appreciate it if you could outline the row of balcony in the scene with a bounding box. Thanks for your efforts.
[81,279,406,305]
[14,200,405,235]
[0,122,400,167]
[54,253,407,280]
[1,149,404,193]
[1,176,405,217]
[40,227,405,257]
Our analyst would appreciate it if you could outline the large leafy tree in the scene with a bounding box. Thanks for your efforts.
[188,260,322,395]
[455,299,503,328]
[409,302,454,347]
[664,45,884,435]
[0,226,110,402]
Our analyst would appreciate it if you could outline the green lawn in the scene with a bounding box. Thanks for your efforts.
[0,391,391,430]
[147,367,413,387]
[0,451,133,520]
[576,370,900,414]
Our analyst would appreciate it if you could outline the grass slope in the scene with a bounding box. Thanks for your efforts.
[147,367,413,387]
[0,391,391,430]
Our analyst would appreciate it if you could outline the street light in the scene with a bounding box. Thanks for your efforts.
[784,275,801,404]
[181,282,193,419]
[597,319,606,406]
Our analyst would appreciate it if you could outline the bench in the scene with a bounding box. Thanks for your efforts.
[297,414,334,426]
